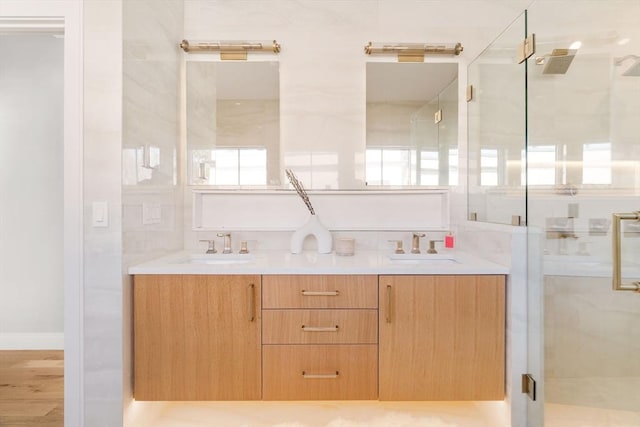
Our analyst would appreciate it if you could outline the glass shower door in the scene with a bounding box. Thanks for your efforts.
[527,1,640,426]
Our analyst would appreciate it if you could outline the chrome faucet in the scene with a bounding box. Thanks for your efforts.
[411,233,425,254]
[199,239,217,254]
[217,233,233,254]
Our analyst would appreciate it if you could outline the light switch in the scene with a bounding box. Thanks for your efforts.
[92,201,109,227]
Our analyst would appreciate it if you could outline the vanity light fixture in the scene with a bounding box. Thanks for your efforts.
[179,39,281,60]
[364,41,463,62]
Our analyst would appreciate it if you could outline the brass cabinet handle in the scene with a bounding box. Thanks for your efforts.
[248,283,256,321]
[302,370,339,379]
[386,285,393,323]
[612,212,640,292]
[301,290,339,296]
[301,325,339,332]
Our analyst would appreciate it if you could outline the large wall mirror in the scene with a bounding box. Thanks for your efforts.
[366,62,458,187]
[186,61,280,186]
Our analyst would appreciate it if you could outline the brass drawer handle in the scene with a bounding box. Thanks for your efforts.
[301,290,339,296]
[248,283,256,322]
[302,370,339,379]
[301,325,339,332]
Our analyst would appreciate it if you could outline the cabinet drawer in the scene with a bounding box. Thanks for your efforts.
[262,310,378,344]
[262,275,378,309]
[262,344,378,400]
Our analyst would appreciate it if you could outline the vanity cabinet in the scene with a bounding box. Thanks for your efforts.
[262,275,378,400]
[132,272,506,402]
[379,275,505,401]
[133,275,261,400]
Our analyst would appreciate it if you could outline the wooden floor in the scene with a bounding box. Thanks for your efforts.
[0,350,63,427]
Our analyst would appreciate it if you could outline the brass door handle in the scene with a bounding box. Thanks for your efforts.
[386,285,393,323]
[612,212,640,292]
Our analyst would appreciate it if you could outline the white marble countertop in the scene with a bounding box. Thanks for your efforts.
[128,250,509,275]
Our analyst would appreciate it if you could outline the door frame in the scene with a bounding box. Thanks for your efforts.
[0,2,84,426]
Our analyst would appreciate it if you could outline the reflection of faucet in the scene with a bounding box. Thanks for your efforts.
[199,239,217,254]
[217,233,232,254]
[411,233,426,254]
[558,232,578,255]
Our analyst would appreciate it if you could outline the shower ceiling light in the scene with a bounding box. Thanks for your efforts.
[614,55,640,77]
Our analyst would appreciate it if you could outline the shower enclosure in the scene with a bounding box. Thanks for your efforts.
[469,1,640,426]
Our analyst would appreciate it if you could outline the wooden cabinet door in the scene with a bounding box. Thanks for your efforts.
[379,275,505,401]
[134,275,261,400]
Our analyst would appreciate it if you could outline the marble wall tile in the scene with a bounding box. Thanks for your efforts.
[83,0,124,425]
[122,1,184,426]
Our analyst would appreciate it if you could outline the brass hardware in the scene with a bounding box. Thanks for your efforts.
[221,51,247,60]
[302,371,339,379]
[199,239,217,254]
[512,215,522,226]
[217,232,232,254]
[301,325,339,332]
[248,283,256,322]
[612,212,640,292]
[522,373,537,401]
[388,240,405,254]
[301,290,339,296]
[434,109,442,124]
[239,241,249,254]
[466,85,474,102]
[386,285,393,323]
[469,212,478,221]
[364,41,463,62]
[517,34,536,64]
[180,39,281,60]
[411,232,426,254]
[427,239,443,254]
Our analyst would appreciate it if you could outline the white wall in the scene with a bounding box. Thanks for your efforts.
[83,0,124,424]
[0,34,64,349]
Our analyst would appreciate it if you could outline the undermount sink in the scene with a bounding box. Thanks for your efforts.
[177,253,255,265]
[387,253,458,264]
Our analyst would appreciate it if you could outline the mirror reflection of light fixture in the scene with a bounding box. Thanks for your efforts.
[179,39,281,60]
[364,41,463,62]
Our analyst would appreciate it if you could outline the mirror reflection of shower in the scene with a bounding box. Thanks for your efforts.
[614,54,640,76]
[535,48,578,74]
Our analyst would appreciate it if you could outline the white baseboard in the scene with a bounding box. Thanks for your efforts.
[0,332,64,350]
